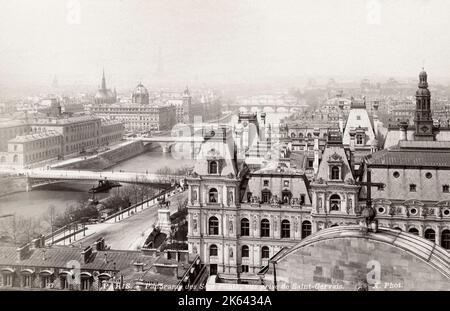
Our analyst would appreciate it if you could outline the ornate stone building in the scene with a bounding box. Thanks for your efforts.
[361,70,450,250]
[309,135,360,231]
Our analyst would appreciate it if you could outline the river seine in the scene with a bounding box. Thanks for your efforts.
[0,112,288,222]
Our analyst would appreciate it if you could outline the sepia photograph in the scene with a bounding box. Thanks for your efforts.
[0,0,449,300]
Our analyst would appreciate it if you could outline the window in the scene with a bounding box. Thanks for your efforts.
[283,180,289,187]
[282,190,292,204]
[408,228,419,235]
[329,194,341,211]
[209,244,218,256]
[2,273,13,286]
[22,275,32,287]
[81,277,92,291]
[60,275,69,289]
[331,166,340,180]
[209,217,219,235]
[209,161,218,174]
[209,188,218,203]
[263,180,269,187]
[302,221,312,238]
[261,190,271,203]
[424,229,436,242]
[241,265,249,273]
[308,160,314,168]
[260,219,270,237]
[425,172,432,179]
[409,184,416,192]
[209,264,217,275]
[281,220,290,238]
[393,171,400,178]
[356,115,361,120]
[291,132,296,138]
[241,218,250,236]
[241,245,249,258]
[300,194,305,205]
[356,134,363,144]
[261,246,270,259]
[441,230,450,250]
[443,185,449,193]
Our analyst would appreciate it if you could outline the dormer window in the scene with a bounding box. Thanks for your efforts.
[209,161,218,175]
[331,166,340,180]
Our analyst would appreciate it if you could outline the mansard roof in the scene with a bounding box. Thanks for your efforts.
[316,145,354,181]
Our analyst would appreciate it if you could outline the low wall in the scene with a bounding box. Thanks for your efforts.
[58,141,145,171]
[0,176,28,197]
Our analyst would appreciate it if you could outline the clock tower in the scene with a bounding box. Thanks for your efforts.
[414,69,435,141]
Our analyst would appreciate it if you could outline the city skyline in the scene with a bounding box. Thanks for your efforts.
[1,0,450,89]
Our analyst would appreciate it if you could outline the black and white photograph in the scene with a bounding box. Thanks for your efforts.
[0,0,449,298]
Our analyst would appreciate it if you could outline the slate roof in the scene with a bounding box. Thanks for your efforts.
[0,246,150,272]
[367,147,450,167]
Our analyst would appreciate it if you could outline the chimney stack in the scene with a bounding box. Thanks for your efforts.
[16,244,30,261]
[399,121,408,141]
[81,246,93,264]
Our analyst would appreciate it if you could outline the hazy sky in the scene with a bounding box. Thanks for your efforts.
[1,0,450,88]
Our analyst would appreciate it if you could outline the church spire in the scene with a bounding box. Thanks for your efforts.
[101,68,107,90]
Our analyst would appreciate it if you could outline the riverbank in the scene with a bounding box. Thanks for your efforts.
[54,140,146,171]
[0,176,27,197]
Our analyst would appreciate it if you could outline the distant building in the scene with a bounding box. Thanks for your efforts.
[94,69,117,105]
[0,120,30,152]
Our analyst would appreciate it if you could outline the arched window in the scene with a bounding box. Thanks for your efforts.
[209,244,218,256]
[408,227,419,235]
[301,221,312,238]
[13,154,18,163]
[331,166,340,180]
[291,132,296,138]
[393,227,402,231]
[241,218,250,236]
[441,230,450,250]
[329,194,341,211]
[209,161,218,174]
[424,228,436,242]
[261,246,270,259]
[281,220,290,238]
[261,219,270,237]
[298,133,303,138]
[209,188,218,203]
[261,190,271,204]
[209,216,219,235]
[241,245,249,258]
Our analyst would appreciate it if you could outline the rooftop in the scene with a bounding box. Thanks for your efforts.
[367,144,450,167]
[0,246,149,272]
[31,115,101,125]
[8,131,61,143]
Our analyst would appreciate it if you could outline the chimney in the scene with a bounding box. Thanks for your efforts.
[94,237,105,251]
[399,121,408,141]
[16,244,30,261]
[81,246,93,264]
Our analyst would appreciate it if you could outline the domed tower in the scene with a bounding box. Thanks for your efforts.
[414,69,434,141]
[132,83,149,105]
